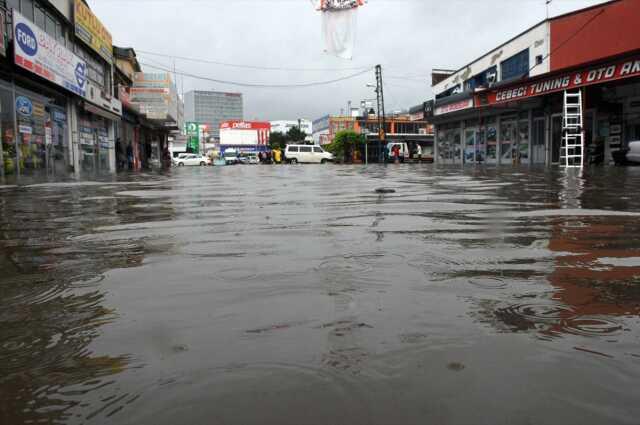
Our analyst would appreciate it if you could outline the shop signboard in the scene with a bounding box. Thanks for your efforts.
[481,55,640,106]
[16,96,33,117]
[186,122,200,153]
[13,11,88,97]
[434,98,474,116]
[74,0,113,63]
[19,125,32,134]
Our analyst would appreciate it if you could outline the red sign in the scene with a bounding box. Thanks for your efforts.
[220,121,271,130]
[434,98,474,116]
[482,56,640,105]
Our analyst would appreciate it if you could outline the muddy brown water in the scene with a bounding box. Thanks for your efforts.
[1,165,640,425]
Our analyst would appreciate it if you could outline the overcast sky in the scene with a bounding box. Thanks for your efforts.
[88,0,609,121]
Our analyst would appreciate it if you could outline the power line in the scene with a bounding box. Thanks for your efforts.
[137,61,373,88]
[136,49,373,72]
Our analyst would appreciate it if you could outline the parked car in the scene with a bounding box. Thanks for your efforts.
[239,153,259,165]
[285,144,334,164]
[173,154,211,167]
[612,141,640,165]
[386,142,410,161]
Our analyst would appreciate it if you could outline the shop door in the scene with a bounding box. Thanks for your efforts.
[531,118,546,164]
[518,120,530,165]
[16,94,47,175]
[476,129,486,163]
[551,115,563,164]
[500,120,517,165]
[80,128,98,173]
[464,129,476,164]
[485,123,498,164]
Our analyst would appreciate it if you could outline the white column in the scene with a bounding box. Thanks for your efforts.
[108,120,116,173]
[68,100,81,178]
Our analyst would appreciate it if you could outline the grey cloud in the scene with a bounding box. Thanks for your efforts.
[89,0,610,120]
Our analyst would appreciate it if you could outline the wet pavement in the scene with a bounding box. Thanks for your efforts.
[1,164,640,425]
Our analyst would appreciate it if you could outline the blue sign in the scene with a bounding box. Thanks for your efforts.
[16,96,33,117]
[15,23,38,56]
[75,63,87,89]
[52,110,67,123]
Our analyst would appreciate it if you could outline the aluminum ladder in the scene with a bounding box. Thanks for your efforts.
[561,89,585,168]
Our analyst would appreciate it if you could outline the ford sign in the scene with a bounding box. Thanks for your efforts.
[15,23,37,56]
[16,96,33,117]
[75,63,87,88]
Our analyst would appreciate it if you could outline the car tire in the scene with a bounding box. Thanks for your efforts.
[290,158,298,164]
[178,163,184,167]
[200,162,206,166]
[321,159,328,164]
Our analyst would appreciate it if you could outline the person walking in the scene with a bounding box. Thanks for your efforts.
[393,144,400,163]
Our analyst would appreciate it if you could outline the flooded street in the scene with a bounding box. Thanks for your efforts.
[2,164,640,425]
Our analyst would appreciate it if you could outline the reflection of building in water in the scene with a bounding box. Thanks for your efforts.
[482,216,640,337]
[548,218,640,317]
[0,184,177,423]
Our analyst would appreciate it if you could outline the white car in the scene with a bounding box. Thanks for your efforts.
[285,144,334,164]
[173,154,211,167]
[239,153,259,165]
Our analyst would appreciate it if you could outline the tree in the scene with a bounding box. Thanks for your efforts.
[326,130,365,163]
[269,131,287,150]
[286,126,308,144]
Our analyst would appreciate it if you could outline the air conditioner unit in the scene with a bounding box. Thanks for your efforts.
[486,72,497,87]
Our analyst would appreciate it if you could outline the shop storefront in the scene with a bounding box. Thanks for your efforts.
[0,74,71,178]
[433,54,640,166]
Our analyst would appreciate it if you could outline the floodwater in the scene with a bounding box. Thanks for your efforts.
[1,164,640,425]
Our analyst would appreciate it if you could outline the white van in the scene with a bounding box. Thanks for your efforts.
[285,145,334,164]
[386,142,410,161]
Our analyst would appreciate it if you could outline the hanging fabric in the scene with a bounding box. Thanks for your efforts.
[317,0,365,60]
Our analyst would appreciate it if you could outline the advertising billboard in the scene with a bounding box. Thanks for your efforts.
[13,11,88,97]
[220,121,270,146]
[74,0,113,63]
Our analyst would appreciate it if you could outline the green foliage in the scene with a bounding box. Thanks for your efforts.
[325,130,365,161]
[269,131,287,150]
[286,126,307,143]
[270,126,310,150]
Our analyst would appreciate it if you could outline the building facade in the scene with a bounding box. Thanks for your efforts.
[312,115,330,145]
[431,0,640,166]
[184,90,243,140]
[0,0,124,179]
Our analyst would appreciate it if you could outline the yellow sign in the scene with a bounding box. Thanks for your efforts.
[74,0,113,63]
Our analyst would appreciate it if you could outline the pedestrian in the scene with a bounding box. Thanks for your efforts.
[415,144,422,159]
[126,144,134,170]
[393,144,400,163]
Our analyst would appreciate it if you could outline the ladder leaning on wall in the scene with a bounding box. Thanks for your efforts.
[561,89,585,168]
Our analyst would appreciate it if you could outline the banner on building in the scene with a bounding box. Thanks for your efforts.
[480,55,640,106]
[74,0,113,63]
[13,11,88,97]
[434,98,474,116]
[186,122,200,153]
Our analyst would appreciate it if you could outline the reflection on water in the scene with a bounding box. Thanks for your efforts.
[1,166,640,425]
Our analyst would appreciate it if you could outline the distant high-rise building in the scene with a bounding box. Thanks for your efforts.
[184,90,243,139]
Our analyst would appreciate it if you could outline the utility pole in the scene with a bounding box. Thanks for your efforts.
[375,64,386,163]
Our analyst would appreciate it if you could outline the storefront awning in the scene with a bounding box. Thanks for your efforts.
[82,102,122,122]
